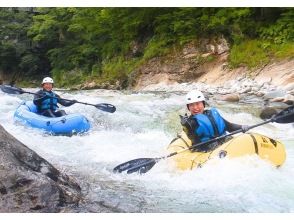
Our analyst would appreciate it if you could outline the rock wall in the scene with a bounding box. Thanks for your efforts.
[133,41,293,93]
[0,124,82,212]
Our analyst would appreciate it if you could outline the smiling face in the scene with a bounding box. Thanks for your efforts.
[187,101,205,115]
[42,83,53,91]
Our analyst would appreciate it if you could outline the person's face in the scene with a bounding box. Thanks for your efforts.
[188,101,204,115]
[42,83,53,91]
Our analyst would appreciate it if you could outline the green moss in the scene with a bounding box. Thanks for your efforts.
[52,69,87,88]
[143,38,172,60]
[228,40,294,69]
[195,54,217,64]
[17,80,39,88]
[99,57,142,83]
[229,40,270,69]
[271,42,294,59]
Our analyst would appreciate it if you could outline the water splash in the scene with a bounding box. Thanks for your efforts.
[1,89,293,212]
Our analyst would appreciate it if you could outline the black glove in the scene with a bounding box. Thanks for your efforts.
[69,99,77,105]
[180,115,197,138]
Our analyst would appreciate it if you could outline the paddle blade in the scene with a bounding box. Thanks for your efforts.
[95,103,116,113]
[0,85,24,95]
[113,158,157,174]
[274,105,294,123]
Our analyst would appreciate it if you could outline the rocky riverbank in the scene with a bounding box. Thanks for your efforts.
[130,43,293,112]
[77,39,293,108]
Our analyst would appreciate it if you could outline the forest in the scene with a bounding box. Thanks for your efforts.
[0,8,293,87]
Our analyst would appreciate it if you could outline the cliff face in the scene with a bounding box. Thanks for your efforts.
[0,124,82,212]
[132,40,294,92]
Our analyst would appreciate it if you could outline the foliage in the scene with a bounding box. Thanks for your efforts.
[0,8,49,79]
[259,9,294,44]
[229,40,270,69]
[229,40,294,69]
[0,7,293,87]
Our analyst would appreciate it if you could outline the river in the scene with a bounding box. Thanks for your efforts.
[0,89,293,212]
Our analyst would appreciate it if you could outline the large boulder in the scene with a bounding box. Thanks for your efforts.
[0,124,82,212]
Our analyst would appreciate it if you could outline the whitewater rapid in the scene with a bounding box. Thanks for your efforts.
[0,89,293,212]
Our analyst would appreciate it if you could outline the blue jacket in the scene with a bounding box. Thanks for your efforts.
[33,89,74,113]
[192,108,226,142]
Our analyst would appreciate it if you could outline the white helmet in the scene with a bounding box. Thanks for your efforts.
[185,90,205,104]
[42,77,54,84]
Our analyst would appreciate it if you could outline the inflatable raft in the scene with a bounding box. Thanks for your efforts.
[167,131,286,170]
[14,101,90,135]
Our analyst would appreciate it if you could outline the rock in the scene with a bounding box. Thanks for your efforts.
[221,63,228,70]
[219,93,240,102]
[240,87,252,93]
[288,90,294,96]
[284,100,294,105]
[263,90,287,100]
[270,97,286,103]
[184,53,198,59]
[260,107,278,120]
[256,92,265,97]
[0,125,82,212]
[81,81,99,90]
[284,83,294,91]
[201,53,213,58]
[269,94,294,105]
[216,37,230,55]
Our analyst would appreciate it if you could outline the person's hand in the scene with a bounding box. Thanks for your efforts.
[241,125,249,133]
[69,99,78,105]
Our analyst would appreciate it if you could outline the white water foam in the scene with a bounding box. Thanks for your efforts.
[1,89,293,212]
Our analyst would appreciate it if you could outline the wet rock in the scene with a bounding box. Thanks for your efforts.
[263,90,287,100]
[284,83,294,92]
[219,93,240,102]
[80,81,100,90]
[260,107,278,120]
[240,87,252,94]
[0,125,82,212]
[271,97,286,103]
[268,94,294,105]
[256,92,265,97]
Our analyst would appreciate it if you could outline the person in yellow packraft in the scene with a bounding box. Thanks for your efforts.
[33,77,77,117]
[180,90,249,151]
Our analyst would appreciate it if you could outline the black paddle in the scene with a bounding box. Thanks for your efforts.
[0,84,116,113]
[113,105,294,174]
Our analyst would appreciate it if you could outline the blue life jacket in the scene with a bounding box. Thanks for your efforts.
[40,91,58,111]
[193,108,226,142]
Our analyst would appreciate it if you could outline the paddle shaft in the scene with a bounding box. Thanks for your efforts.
[18,90,84,104]
[1,85,117,113]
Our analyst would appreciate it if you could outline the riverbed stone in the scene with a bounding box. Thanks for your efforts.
[263,90,287,100]
[260,107,278,119]
[219,93,240,102]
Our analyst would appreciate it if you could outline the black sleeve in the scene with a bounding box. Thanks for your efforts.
[33,90,47,105]
[223,118,242,132]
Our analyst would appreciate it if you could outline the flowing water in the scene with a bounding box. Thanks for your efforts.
[0,89,293,212]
